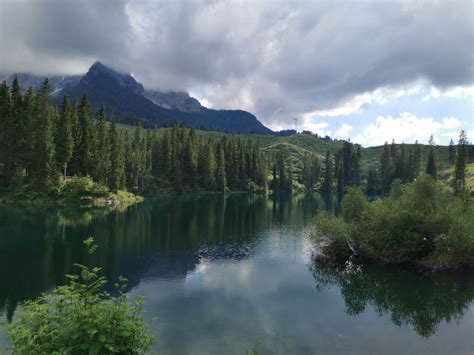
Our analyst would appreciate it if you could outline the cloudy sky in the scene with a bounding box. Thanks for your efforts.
[0,0,472,146]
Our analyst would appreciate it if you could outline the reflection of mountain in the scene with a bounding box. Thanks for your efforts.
[0,194,320,319]
[311,258,474,338]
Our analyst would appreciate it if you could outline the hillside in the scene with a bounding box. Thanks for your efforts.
[132,126,468,183]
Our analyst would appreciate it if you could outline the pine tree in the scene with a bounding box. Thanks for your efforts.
[108,117,125,192]
[31,79,56,189]
[412,140,421,178]
[426,135,437,179]
[351,146,361,186]
[197,140,216,191]
[76,96,94,176]
[380,141,393,194]
[93,106,109,183]
[301,153,312,192]
[216,143,226,192]
[22,87,36,182]
[320,150,332,195]
[341,141,353,187]
[4,76,23,184]
[366,168,378,197]
[55,96,74,179]
[454,130,468,192]
[448,139,456,165]
[0,80,12,186]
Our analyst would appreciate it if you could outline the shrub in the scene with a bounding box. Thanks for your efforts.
[312,175,474,270]
[59,176,110,201]
[5,237,154,354]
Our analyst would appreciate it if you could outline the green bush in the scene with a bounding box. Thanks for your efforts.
[59,176,110,201]
[5,237,154,354]
[312,175,474,270]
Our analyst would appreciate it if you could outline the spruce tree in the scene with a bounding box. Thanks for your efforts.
[76,95,93,176]
[55,96,74,179]
[320,150,333,195]
[0,81,13,186]
[93,106,109,183]
[366,168,378,197]
[454,130,468,192]
[216,143,226,192]
[31,79,56,189]
[108,117,125,192]
[448,139,456,165]
[426,135,437,179]
[22,87,36,182]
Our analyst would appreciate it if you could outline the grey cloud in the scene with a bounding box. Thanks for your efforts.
[0,0,472,127]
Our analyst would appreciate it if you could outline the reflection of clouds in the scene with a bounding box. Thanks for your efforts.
[132,232,474,355]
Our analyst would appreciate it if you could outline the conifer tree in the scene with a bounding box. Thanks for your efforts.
[448,139,456,165]
[351,146,361,186]
[108,117,125,192]
[31,79,56,189]
[10,76,27,184]
[0,81,13,186]
[412,140,421,178]
[320,150,333,195]
[22,87,36,181]
[55,96,74,179]
[216,143,226,192]
[341,141,353,187]
[76,95,94,176]
[366,168,378,197]
[426,135,437,179]
[454,130,468,192]
[93,106,109,183]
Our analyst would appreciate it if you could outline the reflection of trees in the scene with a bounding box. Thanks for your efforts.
[0,194,321,320]
[311,257,474,337]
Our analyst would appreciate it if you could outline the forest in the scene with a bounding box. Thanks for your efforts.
[0,77,471,203]
[0,77,268,201]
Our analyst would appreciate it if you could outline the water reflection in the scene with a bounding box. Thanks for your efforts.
[0,194,318,320]
[1,194,473,354]
[311,257,474,338]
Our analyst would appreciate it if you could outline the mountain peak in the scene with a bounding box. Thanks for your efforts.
[83,61,144,95]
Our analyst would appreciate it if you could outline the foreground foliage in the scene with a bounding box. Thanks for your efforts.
[4,237,154,354]
[312,174,474,270]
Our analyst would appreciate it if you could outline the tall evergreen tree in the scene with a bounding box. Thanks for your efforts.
[216,143,226,192]
[31,79,56,189]
[448,139,456,165]
[454,130,468,192]
[366,168,378,197]
[426,135,437,179]
[0,81,13,186]
[55,96,74,179]
[320,150,333,195]
[108,117,125,192]
[93,106,109,183]
[76,95,94,176]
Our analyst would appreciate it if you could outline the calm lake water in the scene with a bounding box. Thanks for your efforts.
[0,194,473,354]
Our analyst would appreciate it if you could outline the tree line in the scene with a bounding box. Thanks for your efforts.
[0,77,267,194]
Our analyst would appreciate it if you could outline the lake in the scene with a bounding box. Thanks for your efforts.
[0,194,473,354]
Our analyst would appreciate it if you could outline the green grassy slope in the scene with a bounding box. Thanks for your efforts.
[120,125,458,179]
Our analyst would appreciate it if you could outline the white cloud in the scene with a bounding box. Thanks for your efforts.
[354,112,463,147]
[303,83,423,118]
[423,85,474,101]
[334,123,353,139]
[300,120,332,137]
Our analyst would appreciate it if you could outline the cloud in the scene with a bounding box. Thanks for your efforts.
[0,0,472,127]
[423,85,474,101]
[334,124,353,139]
[354,112,463,147]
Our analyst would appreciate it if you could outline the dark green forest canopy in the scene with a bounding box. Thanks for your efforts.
[1,78,472,198]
